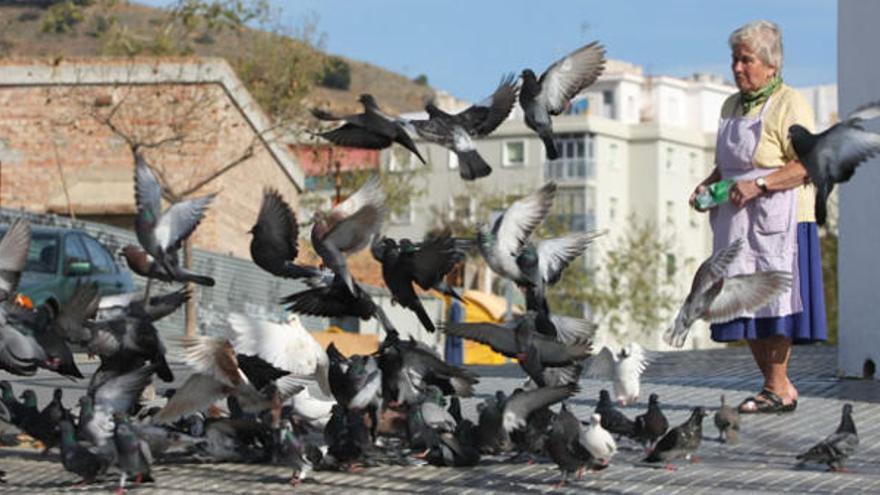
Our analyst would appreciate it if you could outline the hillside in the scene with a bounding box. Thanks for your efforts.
[0,1,435,115]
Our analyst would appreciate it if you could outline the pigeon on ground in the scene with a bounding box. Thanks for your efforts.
[80,364,158,447]
[634,393,669,450]
[59,419,113,485]
[310,175,386,296]
[587,343,650,405]
[312,94,426,164]
[0,218,30,302]
[547,405,593,487]
[582,413,617,467]
[714,394,740,444]
[594,389,636,439]
[114,414,154,493]
[520,41,606,159]
[644,406,708,467]
[476,393,506,454]
[17,389,58,452]
[408,74,518,180]
[249,188,322,281]
[478,182,556,284]
[133,153,216,286]
[664,238,792,348]
[796,403,859,472]
[371,233,464,332]
[790,101,880,225]
[425,418,481,467]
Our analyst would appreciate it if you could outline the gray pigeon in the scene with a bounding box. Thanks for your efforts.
[0,218,30,302]
[547,405,593,487]
[478,182,556,284]
[113,414,154,492]
[312,94,426,164]
[59,419,113,485]
[796,403,859,472]
[644,407,708,467]
[502,383,579,434]
[520,41,606,159]
[665,238,792,348]
[714,394,740,444]
[409,74,518,180]
[310,175,386,296]
[790,101,880,225]
[133,154,216,285]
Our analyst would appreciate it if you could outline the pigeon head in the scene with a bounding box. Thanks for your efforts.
[691,406,708,421]
[649,393,659,405]
[52,388,63,401]
[0,381,11,397]
[20,389,37,407]
[358,94,379,109]
[590,413,602,426]
[599,389,611,403]
[788,124,814,156]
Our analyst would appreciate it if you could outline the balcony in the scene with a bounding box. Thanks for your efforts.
[544,157,594,182]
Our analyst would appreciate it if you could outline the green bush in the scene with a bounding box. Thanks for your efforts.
[320,56,351,90]
[413,74,429,86]
[40,1,85,34]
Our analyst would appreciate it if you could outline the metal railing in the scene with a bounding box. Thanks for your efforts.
[544,157,595,182]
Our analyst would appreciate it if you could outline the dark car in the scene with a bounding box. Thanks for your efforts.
[0,224,135,316]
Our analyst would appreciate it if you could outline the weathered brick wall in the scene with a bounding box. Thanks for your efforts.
[0,78,299,259]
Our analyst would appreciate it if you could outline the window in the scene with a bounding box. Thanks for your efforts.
[602,90,615,119]
[553,188,588,231]
[25,233,58,274]
[665,200,675,225]
[81,235,117,274]
[666,146,675,170]
[609,142,619,169]
[544,133,593,181]
[666,253,677,279]
[388,147,418,172]
[390,201,414,225]
[627,95,636,121]
[689,151,699,176]
[609,196,618,221]
[63,234,89,265]
[448,150,459,170]
[503,140,525,166]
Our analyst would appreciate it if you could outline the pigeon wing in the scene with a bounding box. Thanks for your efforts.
[0,219,30,294]
[134,154,163,225]
[254,188,299,262]
[690,238,743,294]
[457,73,519,136]
[705,271,792,323]
[154,193,216,252]
[538,41,606,115]
[537,230,604,285]
[493,182,557,263]
[318,124,392,149]
[586,346,616,380]
[441,321,519,357]
[820,124,880,184]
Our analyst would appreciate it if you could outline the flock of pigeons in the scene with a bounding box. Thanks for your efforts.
[0,38,876,491]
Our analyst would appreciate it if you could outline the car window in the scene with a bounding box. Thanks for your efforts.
[63,234,89,266]
[0,227,59,274]
[81,235,116,274]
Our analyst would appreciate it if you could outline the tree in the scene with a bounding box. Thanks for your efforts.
[320,56,351,90]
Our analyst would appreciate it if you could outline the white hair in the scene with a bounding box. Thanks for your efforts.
[729,20,783,74]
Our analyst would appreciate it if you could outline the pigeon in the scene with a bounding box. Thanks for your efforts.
[634,393,669,450]
[249,188,322,281]
[547,405,593,486]
[312,93,426,164]
[582,413,617,467]
[0,218,30,302]
[83,315,174,383]
[281,273,397,333]
[789,101,880,225]
[476,393,506,454]
[0,316,47,376]
[520,41,606,159]
[478,182,556,284]
[371,233,464,332]
[644,406,708,467]
[442,312,592,387]
[425,419,481,467]
[796,403,859,472]
[714,394,740,444]
[323,404,372,469]
[509,404,554,462]
[409,74,518,180]
[502,383,579,434]
[121,245,214,287]
[59,419,113,485]
[594,389,636,439]
[587,343,650,405]
[310,175,386,296]
[17,389,59,451]
[133,153,216,286]
[113,414,155,493]
[664,238,792,348]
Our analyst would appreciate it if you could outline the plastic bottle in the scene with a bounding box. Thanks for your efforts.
[694,179,734,210]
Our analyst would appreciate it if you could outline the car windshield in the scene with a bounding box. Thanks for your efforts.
[0,228,59,274]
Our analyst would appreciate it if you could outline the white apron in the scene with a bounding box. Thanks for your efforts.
[709,95,802,318]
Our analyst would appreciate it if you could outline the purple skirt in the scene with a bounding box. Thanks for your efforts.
[711,222,828,344]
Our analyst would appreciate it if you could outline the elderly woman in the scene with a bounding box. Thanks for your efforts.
[689,20,827,413]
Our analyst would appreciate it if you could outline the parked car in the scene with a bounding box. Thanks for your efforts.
[0,224,135,316]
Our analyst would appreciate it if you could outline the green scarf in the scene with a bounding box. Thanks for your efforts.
[741,76,782,114]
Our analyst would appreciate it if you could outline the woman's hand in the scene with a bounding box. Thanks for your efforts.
[689,184,709,212]
[729,179,762,208]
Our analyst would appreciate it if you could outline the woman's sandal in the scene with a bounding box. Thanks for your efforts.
[739,389,797,414]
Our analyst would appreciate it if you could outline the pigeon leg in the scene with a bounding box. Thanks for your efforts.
[690,456,701,464]
[553,473,568,489]
[143,278,153,309]
[412,449,430,459]
[576,466,585,480]
[664,463,677,471]
[115,472,127,495]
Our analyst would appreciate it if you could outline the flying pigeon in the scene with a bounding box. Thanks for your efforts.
[249,188,322,281]
[520,41,606,159]
[312,94,426,164]
[714,394,740,444]
[310,175,386,296]
[502,383,579,434]
[796,403,858,472]
[587,342,650,405]
[790,101,880,225]
[664,238,792,348]
[408,74,518,180]
[133,154,216,286]
[0,218,30,302]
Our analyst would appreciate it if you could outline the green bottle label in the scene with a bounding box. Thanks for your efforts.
[695,179,734,210]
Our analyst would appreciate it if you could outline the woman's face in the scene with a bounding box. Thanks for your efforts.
[731,44,776,93]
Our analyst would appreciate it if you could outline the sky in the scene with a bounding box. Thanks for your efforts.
[139,0,837,102]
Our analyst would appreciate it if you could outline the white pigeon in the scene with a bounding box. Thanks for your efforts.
[288,386,335,429]
[587,342,650,406]
[581,413,617,466]
[228,312,331,399]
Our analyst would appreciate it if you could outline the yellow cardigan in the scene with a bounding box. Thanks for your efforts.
[719,84,817,223]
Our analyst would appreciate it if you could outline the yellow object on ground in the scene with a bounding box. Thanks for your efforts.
[312,328,379,357]
[455,290,516,366]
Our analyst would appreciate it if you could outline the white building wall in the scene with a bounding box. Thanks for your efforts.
[838,0,880,378]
